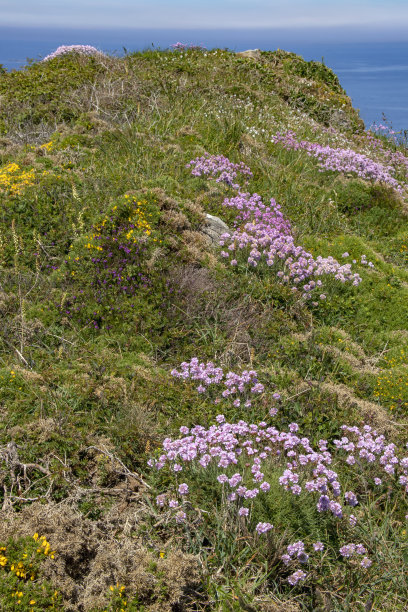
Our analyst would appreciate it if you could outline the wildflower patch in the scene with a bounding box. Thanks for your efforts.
[0,534,62,609]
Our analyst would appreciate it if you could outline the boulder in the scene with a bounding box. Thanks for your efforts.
[201,213,229,245]
[236,49,262,60]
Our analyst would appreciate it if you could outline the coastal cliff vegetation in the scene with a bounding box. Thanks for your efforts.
[0,45,407,610]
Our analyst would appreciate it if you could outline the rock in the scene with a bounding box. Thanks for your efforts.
[236,49,261,60]
[330,108,364,132]
[201,213,229,245]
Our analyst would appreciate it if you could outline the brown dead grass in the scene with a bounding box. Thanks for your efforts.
[0,501,200,611]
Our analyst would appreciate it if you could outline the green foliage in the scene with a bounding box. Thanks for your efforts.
[0,534,63,610]
[0,44,407,611]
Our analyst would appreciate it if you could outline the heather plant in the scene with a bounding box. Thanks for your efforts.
[56,193,163,330]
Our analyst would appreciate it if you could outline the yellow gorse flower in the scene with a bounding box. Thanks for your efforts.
[0,163,36,196]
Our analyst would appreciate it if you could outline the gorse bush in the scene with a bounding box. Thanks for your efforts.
[0,533,63,610]
[56,193,164,329]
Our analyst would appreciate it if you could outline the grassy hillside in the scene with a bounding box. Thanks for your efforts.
[0,46,407,611]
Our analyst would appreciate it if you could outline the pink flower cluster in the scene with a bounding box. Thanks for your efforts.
[188,155,362,297]
[339,543,372,568]
[272,131,404,193]
[281,540,326,584]
[42,45,104,62]
[150,414,365,526]
[186,154,253,189]
[150,357,408,585]
[170,42,207,50]
[171,358,267,409]
[333,424,408,489]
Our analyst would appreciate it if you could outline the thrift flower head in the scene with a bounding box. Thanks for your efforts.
[288,569,307,585]
[256,522,273,534]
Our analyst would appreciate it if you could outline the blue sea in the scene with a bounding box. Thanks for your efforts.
[1,27,408,133]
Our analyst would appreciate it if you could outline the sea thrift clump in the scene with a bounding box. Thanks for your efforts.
[171,358,267,408]
[287,569,307,585]
[42,45,104,62]
[334,424,408,491]
[151,358,408,590]
[171,42,207,51]
[272,131,404,193]
[150,409,370,530]
[187,154,253,189]
[189,154,362,297]
[256,522,273,534]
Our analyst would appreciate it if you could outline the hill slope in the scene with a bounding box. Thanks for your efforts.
[0,47,407,611]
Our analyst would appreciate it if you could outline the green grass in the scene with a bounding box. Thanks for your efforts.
[0,46,407,610]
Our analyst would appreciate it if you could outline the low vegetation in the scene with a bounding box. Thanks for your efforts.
[0,45,407,610]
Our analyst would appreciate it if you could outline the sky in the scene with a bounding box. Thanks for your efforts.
[2,0,408,31]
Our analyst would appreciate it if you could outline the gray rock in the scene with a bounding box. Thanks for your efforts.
[330,108,356,131]
[201,213,230,245]
[236,49,261,60]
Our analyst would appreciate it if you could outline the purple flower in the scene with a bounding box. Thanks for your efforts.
[238,507,249,517]
[313,541,324,552]
[256,522,273,534]
[297,551,309,563]
[339,543,356,558]
[178,483,189,495]
[156,494,166,507]
[344,491,358,507]
[175,511,186,523]
[287,570,307,585]
[42,44,104,62]
[361,557,372,569]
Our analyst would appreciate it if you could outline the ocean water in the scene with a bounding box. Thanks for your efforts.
[1,27,407,132]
